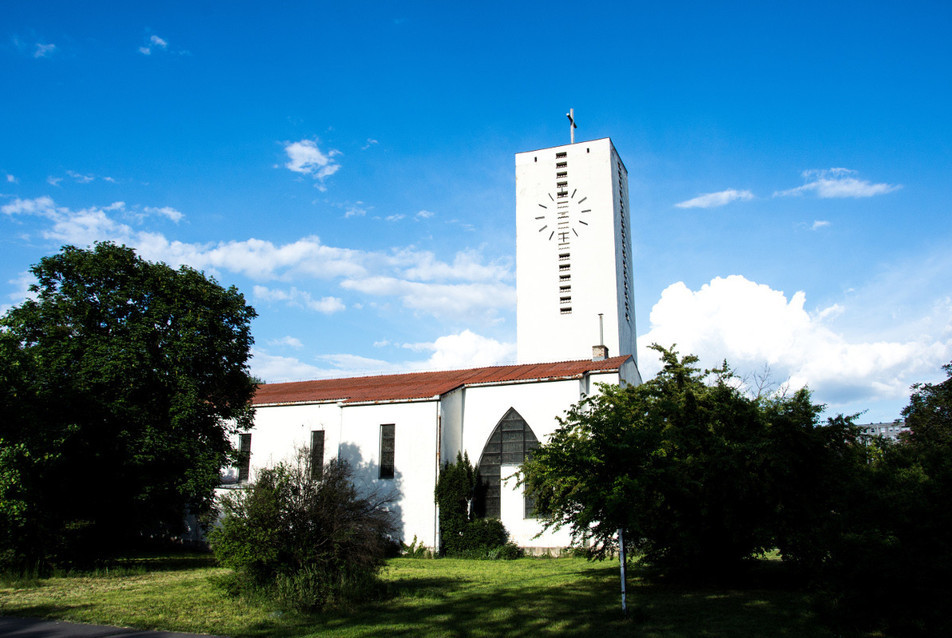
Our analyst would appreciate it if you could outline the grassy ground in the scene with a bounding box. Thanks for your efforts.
[0,553,836,637]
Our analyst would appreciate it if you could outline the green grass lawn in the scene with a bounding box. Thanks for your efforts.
[0,554,836,637]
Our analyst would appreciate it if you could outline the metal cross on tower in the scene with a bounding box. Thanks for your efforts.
[567,108,577,144]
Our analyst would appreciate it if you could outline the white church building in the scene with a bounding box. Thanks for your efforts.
[232,133,642,551]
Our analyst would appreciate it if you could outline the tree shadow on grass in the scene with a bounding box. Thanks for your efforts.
[235,559,834,638]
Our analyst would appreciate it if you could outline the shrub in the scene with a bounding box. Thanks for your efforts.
[434,452,476,556]
[209,453,397,611]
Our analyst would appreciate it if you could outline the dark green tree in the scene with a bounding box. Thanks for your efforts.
[814,362,952,635]
[434,451,476,555]
[0,242,257,566]
[522,345,848,574]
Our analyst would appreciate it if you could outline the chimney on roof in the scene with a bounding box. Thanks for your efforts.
[592,313,608,361]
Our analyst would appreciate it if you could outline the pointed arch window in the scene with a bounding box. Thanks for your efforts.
[474,408,539,519]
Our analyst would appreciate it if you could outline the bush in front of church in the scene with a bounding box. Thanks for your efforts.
[435,453,522,559]
[209,455,397,611]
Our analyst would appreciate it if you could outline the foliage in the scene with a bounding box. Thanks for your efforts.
[400,536,432,558]
[812,362,952,636]
[434,452,519,558]
[209,454,398,611]
[522,344,853,574]
[434,451,476,555]
[0,243,257,568]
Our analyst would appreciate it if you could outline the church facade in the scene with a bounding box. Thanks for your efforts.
[231,133,641,551]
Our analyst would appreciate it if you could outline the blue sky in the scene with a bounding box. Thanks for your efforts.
[3,1,950,422]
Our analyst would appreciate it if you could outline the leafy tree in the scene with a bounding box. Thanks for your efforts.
[522,345,846,574]
[210,454,398,611]
[434,451,476,555]
[814,362,952,635]
[0,242,256,567]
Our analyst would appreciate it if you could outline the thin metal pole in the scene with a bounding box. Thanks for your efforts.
[618,527,628,618]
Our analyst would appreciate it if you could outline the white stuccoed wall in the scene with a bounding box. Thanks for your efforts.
[238,367,636,551]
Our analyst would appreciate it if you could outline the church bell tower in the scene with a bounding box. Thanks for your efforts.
[515,126,637,365]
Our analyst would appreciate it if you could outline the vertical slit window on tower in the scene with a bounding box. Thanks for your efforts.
[379,424,395,479]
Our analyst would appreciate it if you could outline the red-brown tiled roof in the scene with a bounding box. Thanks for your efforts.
[253,355,632,406]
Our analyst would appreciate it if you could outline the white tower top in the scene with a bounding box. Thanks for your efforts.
[515,137,637,364]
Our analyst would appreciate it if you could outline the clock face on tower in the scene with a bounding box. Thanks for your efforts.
[535,190,591,241]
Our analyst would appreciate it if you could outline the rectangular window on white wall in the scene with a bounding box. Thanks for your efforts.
[237,433,252,483]
[310,430,325,480]
[379,424,395,479]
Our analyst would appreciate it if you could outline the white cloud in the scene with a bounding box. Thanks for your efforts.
[66,170,94,184]
[397,248,512,283]
[811,220,830,230]
[416,209,435,219]
[139,34,169,56]
[2,196,57,217]
[361,139,379,150]
[46,176,62,186]
[283,140,341,190]
[675,189,754,209]
[253,285,345,314]
[638,275,952,416]
[250,349,328,384]
[386,214,405,222]
[775,168,901,198]
[6,174,18,184]
[34,43,56,58]
[344,203,368,218]
[143,206,184,223]
[267,336,304,348]
[5,271,36,305]
[2,196,515,323]
[404,330,516,370]
[341,276,513,321]
[251,329,516,383]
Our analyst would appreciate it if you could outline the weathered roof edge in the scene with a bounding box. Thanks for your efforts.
[252,355,632,406]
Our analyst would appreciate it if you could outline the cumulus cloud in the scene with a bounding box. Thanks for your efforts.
[253,285,345,314]
[402,330,516,370]
[5,174,17,184]
[637,275,952,416]
[283,140,341,190]
[775,168,900,199]
[675,189,754,209]
[2,196,514,324]
[416,209,435,220]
